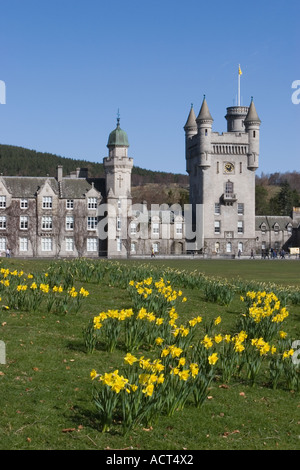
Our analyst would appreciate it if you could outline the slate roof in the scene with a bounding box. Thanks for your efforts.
[255,215,294,231]
[1,176,106,199]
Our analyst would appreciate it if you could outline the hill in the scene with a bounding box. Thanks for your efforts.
[0,144,299,212]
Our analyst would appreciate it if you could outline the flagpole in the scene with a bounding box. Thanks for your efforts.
[238,64,241,106]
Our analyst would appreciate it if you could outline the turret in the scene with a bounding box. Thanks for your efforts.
[225,106,249,132]
[103,115,133,198]
[184,104,197,173]
[196,96,213,169]
[244,98,261,171]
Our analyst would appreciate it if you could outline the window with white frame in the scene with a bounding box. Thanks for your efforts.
[214,203,221,215]
[117,238,122,252]
[237,221,244,233]
[0,216,6,230]
[176,223,183,234]
[65,237,74,252]
[20,198,28,209]
[274,223,280,234]
[215,242,220,253]
[130,222,137,235]
[214,220,221,234]
[152,242,159,253]
[0,237,6,251]
[87,238,97,252]
[65,216,74,231]
[20,216,28,230]
[87,216,97,230]
[238,241,243,253]
[0,196,6,208]
[19,237,28,252]
[117,216,121,231]
[42,196,52,209]
[238,203,244,215]
[130,242,136,253]
[41,237,52,251]
[152,222,159,235]
[88,197,97,209]
[42,216,52,230]
[66,199,74,210]
[226,241,232,253]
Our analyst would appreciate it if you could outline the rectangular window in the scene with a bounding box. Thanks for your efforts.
[20,216,28,230]
[0,216,6,230]
[214,220,221,234]
[214,203,221,215]
[65,237,74,252]
[41,237,52,252]
[117,216,121,231]
[66,216,74,231]
[20,198,28,209]
[152,242,159,253]
[130,242,136,253]
[87,216,97,230]
[225,181,234,196]
[42,196,52,209]
[0,237,6,251]
[152,223,159,234]
[238,203,244,215]
[176,223,183,234]
[237,221,244,233]
[19,237,28,252]
[130,222,137,235]
[0,196,6,208]
[117,238,122,252]
[42,216,52,230]
[87,238,97,252]
[88,197,97,209]
[66,199,74,210]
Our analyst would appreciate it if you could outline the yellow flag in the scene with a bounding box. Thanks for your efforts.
[238,65,242,75]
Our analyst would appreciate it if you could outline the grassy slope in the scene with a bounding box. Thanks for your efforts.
[0,258,299,450]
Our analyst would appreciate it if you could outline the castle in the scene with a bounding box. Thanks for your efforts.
[0,98,299,259]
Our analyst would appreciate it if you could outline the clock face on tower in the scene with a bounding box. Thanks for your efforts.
[224,162,235,174]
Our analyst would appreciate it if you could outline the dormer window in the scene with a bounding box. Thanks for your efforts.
[274,223,280,234]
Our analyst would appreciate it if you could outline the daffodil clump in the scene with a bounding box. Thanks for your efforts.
[239,291,289,341]
[128,277,187,314]
[0,267,89,314]
[90,278,299,434]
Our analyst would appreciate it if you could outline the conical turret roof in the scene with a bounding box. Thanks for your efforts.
[184,105,197,130]
[196,96,213,122]
[244,98,261,124]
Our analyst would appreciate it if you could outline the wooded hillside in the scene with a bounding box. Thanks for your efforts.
[0,144,299,215]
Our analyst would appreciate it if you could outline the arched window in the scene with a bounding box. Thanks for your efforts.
[226,242,232,253]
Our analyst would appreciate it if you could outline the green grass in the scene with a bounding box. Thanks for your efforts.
[0,258,299,450]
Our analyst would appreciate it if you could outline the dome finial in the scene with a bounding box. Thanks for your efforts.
[117,108,120,128]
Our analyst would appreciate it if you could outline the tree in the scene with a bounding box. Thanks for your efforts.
[269,181,300,216]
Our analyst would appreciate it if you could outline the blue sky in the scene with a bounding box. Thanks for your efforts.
[0,0,299,176]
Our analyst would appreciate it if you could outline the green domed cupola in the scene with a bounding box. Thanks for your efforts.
[107,113,129,148]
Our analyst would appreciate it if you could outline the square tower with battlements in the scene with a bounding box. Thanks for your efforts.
[184,95,261,256]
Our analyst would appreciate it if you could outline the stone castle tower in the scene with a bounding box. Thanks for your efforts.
[184,96,261,255]
[103,115,133,257]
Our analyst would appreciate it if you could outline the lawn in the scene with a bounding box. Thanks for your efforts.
[0,257,299,451]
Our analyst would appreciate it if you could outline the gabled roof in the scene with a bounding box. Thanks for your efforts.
[1,176,59,198]
[0,176,106,200]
